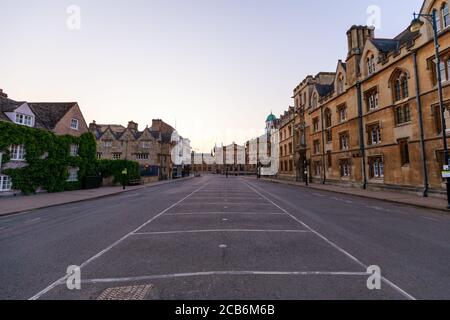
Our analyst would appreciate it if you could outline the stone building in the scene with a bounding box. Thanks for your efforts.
[0,89,88,136]
[0,90,89,193]
[291,0,450,197]
[89,119,177,182]
[278,107,297,180]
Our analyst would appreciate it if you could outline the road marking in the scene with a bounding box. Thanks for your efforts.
[421,216,439,222]
[131,229,311,236]
[25,218,41,224]
[29,183,210,300]
[366,206,385,211]
[312,193,326,197]
[219,245,227,249]
[243,179,416,301]
[77,271,369,284]
[164,212,285,216]
[179,202,272,206]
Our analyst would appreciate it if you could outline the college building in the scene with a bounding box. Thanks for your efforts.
[288,0,450,197]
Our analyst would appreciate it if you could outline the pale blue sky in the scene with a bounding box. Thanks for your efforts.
[0,0,423,151]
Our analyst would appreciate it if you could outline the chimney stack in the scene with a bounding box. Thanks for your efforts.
[127,121,138,132]
[0,89,8,98]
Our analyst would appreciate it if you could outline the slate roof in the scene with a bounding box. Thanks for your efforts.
[28,103,77,130]
[371,28,419,53]
[315,83,334,97]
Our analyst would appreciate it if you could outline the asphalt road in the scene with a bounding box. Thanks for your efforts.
[0,175,449,300]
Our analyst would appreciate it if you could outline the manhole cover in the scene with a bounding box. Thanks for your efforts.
[97,284,153,300]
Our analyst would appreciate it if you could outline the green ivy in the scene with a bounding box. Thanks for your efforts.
[97,160,140,185]
[0,122,139,194]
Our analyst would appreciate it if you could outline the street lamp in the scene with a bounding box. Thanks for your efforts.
[410,11,450,208]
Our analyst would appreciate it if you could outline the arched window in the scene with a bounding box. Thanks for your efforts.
[442,3,450,29]
[337,74,344,95]
[393,70,409,102]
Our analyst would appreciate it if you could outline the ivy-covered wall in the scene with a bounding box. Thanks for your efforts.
[0,122,139,194]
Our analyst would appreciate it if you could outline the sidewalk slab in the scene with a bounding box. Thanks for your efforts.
[0,177,194,217]
[258,177,449,213]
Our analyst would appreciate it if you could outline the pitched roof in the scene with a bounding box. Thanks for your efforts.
[29,102,77,130]
[371,28,419,53]
[315,83,334,97]
[0,96,24,113]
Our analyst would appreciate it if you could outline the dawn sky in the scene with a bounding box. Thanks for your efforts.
[1,0,423,151]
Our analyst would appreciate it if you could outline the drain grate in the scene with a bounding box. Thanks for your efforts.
[97,284,153,300]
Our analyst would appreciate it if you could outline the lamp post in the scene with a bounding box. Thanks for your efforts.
[410,11,450,208]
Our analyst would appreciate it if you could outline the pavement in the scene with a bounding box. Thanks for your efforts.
[0,178,192,217]
[0,175,449,300]
[262,177,449,212]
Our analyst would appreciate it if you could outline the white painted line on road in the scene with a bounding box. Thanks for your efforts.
[78,270,369,284]
[28,182,210,300]
[164,212,285,216]
[179,202,272,206]
[24,218,41,224]
[131,229,311,236]
[366,205,385,211]
[421,216,439,222]
[312,193,326,197]
[243,180,416,301]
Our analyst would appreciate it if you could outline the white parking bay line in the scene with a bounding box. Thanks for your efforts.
[243,179,416,301]
[79,270,369,284]
[131,229,311,236]
[164,212,285,216]
[29,182,210,300]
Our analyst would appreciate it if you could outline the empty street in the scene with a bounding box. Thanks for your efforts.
[0,175,449,300]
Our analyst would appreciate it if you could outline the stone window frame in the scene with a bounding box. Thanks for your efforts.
[339,158,351,177]
[337,103,347,123]
[398,138,410,167]
[367,122,382,146]
[339,131,350,150]
[313,139,321,155]
[364,86,379,112]
[394,104,412,126]
[368,155,384,179]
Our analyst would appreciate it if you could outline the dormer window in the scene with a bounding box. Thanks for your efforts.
[15,113,34,127]
[70,118,79,130]
[367,54,376,76]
